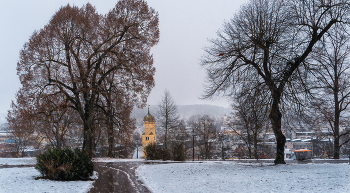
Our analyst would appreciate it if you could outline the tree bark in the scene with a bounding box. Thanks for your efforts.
[270,100,286,164]
[107,116,114,158]
[254,132,258,160]
[334,109,340,159]
[247,132,252,159]
[82,106,95,158]
[333,75,340,159]
[164,124,168,150]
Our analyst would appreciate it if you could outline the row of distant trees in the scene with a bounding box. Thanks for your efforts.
[153,90,217,160]
[7,0,159,158]
[154,90,274,160]
[154,88,346,161]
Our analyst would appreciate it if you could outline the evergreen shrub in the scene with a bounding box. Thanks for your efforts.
[35,148,93,181]
[144,143,172,160]
[172,141,186,161]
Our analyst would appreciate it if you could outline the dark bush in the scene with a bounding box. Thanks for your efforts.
[144,143,172,160]
[159,147,172,160]
[35,148,94,181]
[144,143,159,160]
[172,141,186,161]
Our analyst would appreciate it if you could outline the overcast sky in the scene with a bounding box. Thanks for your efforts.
[0,0,248,114]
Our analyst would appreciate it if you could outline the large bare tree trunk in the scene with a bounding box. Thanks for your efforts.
[254,132,258,160]
[334,135,340,159]
[333,86,340,159]
[164,122,168,150]
[82,106,95,158]
[107,117,114,158]
[334,110,340,159]
[83,124,94,158]
[270,100,286,164]
[247,132,252,159]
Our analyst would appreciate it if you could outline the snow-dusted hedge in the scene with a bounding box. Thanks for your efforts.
[35,148,93,181]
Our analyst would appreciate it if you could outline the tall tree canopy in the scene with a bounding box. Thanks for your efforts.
[15,0,159,158]
[201,0,350,164]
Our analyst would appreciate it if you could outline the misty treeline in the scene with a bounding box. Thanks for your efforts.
[7,0,159,158]
[154,90,275,161]
[153,91,274,160]
[201,0,350,163]
[154,90,223,160]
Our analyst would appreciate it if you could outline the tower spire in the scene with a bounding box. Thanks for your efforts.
[143,105,155,122]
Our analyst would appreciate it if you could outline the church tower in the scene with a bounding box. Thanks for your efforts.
[142,108,156,158]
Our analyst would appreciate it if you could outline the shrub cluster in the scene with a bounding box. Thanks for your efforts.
[143,142,186,161]
[143,143,171,160]
[35,148,94,181]
[172,142,186,161]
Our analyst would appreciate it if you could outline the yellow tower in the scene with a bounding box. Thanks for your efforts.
[142,108,156,158]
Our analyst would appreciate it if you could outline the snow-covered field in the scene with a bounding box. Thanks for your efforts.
[2,157,350,193]
[0,167,94,193]
[0,158,95,193]
[0,157,36,166]
[137,161,350,193]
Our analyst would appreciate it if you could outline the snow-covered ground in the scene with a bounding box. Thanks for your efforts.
[0,158,95,193]
[0,157,36,166]
[0,167,94,193]
[2,157,350,192]
[137,161,350,193]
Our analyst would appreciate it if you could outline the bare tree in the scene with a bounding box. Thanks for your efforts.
[35,94,81,149]
[309,25,350,159]
[157,90,180,149]
[15,1,159,158]
[97,73,136,157]
[7,86,82,152]
[189,115,217,160]
[7,89,39,157]
[229,87,270,159]
[174,119,189,141]
[201,0,350,164]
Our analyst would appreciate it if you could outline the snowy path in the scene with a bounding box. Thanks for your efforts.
[132,146,143,159]
[88,162,150,193]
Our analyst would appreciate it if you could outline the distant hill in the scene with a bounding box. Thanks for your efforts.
[131,104,230,124]
[177,104,230,118]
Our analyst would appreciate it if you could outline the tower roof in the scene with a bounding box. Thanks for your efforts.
[143,107,155,122]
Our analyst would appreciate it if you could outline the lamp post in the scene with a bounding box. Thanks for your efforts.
[221,140,224,160]
[136,139,139,159]
[220,133,224,160]
[192,128,195,161]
